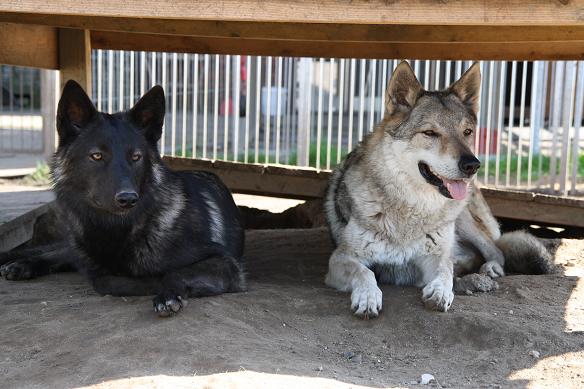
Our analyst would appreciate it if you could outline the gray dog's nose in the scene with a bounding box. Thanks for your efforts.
[115,191,139,208]
[458,155,481,175]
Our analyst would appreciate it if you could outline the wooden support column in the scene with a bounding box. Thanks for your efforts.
[58,28,92,94]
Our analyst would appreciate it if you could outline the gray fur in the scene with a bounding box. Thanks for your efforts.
[324,61,554,318]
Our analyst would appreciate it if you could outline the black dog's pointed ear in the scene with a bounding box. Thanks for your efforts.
[129,85,165,144]
[385,61,423,115]
[450,62,481,113]
[57,80,97,141]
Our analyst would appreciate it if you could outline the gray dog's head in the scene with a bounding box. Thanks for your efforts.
[382,61,481,201]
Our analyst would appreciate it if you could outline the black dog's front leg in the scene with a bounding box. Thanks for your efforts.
[0,242,79,280]
[153,255,246,317]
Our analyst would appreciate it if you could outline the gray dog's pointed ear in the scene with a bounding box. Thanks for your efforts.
[385,61,423,115]
[57,80,97,142]
[450,62,481,113]
[129,85,165,145]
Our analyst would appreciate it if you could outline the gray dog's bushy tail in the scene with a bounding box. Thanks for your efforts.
[497,231,557,274]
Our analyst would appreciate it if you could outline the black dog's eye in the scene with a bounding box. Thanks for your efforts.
[423,130,439,137]
[90,152,103,161]
[131,153,142,162]
[463,128,473,136]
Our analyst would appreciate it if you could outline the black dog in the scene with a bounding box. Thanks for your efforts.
[0,81,245,316]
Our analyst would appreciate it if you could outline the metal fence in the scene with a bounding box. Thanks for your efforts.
[92,51,583,196]
[0,65,46,154]
[4,52,581,197]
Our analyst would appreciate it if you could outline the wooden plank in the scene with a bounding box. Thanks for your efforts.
[58,28,92,94]
[0,23,58,69]
[1,1,583,29]
[0,189,55,251]
[92,31,584,60]
[164,157,584,228]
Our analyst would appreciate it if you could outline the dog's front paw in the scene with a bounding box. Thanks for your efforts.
[351,284,382,319]
[480,261,505,278]
[422,279,454,312]
[153,293,185,317]
[0,261,34,281]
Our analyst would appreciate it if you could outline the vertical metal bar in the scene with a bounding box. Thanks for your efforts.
[326,58,335,170]
[424,60,430,89]
[97,49,103,111]
[414,60,420,80]
[506,61,517,187]
[108,50,114,114]
[455,61,462,79]
[434,60,441,90]
[527,61,539,187]
[244,56,251,163]
[140,51,146,96]
[381,59,388,120]
[316,58,324,169]
[495,61,507,187]
[348,58,356,151]
[284,58,293,164]
[550,62,564,191]
[516,60,528,186]
[181,53,188,157]
[129,51,135,105]
[160,52,167,156]
[559,61,577,195]
[118,51,124,111]
[369,59,376,133]
[212,55,220,160]
[203,54,209,159]
[224,55,231,161]
[445,60,451,86]
[255,56,262,163]
[275,56,283,164]
[234,55,241,162]
[150,51,156,87]
[265,56,272,164]
[358,59,366,141]
[170,52,178,157]
[570,61,584,194]
[304,58,313,167]
[483,61,494,184]
[538,62,550,185]
[337,58,346,164]
[192,54,199,158]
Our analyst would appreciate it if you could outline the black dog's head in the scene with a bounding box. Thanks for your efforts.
[54,80,165,215]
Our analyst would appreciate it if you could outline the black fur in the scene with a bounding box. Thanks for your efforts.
[0,80,245,317]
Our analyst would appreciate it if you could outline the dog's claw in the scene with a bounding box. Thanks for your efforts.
[480,261,505,278]
[0,261,34,281]
[422,279,454,312]
[351,284,382,319]
[152,294,185,317]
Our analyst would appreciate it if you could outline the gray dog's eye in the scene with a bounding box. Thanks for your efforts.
[423,130,439,137]
[464,128,473,136]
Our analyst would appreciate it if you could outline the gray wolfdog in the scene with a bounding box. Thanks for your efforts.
[324,61,553,318]
[0,81,245,317]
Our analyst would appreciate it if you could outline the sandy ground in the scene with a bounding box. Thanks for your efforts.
[0,228,583,389]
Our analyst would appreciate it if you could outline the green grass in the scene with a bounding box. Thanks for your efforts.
[22,161,51,186]
[481,154,584,182]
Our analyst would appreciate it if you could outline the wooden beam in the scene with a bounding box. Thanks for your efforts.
[92,31,584,60]
[1,1,583,32]
[0,23,58,69]
[164,157,584,228]
[58,28,92,94]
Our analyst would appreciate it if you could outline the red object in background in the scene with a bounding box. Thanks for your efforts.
[477,127,499,154]
[220,99,234,115]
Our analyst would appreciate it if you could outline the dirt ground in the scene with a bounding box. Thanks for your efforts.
[0,227,583,389]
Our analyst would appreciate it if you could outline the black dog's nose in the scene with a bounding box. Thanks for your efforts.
[458,155,481,175]
[115,191,139,208]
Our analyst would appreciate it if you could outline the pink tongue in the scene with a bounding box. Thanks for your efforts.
[444,179,469,200]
